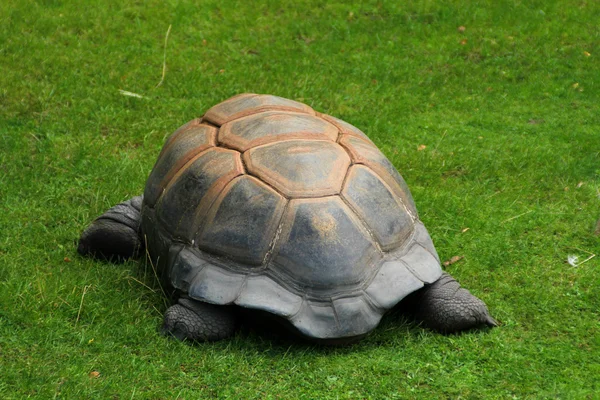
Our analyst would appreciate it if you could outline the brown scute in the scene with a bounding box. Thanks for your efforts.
[159,119,203,157]
[156,148,243,240]
[244,140,351,198]
[339,134,418,217]
[202,93,315,126]
[219,111,339,151]
[196,175,287,265]
[144,123,217,207]
[318,113,374,144]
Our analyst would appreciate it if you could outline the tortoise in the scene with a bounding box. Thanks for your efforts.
[78,93,496,343]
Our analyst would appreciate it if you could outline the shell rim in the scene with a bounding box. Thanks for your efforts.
[143,204,442,339]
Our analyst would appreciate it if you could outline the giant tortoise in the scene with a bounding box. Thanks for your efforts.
[78,93,496,343]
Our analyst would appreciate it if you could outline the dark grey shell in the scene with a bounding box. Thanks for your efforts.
[141,94,442,339]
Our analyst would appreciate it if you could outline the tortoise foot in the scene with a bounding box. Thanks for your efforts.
[78,195,143,262]
[410,273,497,333]
[161,298,237,342]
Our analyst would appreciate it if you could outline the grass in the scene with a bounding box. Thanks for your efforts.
[1,0,599,398]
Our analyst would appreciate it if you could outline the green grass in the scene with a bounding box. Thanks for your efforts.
[1,0,599,398]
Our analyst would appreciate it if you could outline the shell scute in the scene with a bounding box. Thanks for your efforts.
[272,197,380,289]
[197,175,286,265]
[340,135,418,217]
[145,122,216,207]
[332,296,381,337]
[219,111,338,151]
[244,140,350,198]
[235,275,304,318]
[319,113,374,144]
[400,244,441,284]
[156,148,243,240]
[188,265,246,304]
[364,259,424,309]
[342,165,413,250]
[203,93,315,126]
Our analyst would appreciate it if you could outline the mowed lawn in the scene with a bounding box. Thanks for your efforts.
[1,0,599,398]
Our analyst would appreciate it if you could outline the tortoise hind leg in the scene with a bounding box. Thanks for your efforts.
[406,272,497,333]
[161,298,237,342]
[78,195,144,262]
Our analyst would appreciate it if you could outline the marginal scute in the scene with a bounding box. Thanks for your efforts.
[168,245,207,292]
[400,243,442,284]
[339,135,418,217]
[291,301,338,338]
[332,296,382,337]
[188,264,246,304]
[203,93,315,126]
[244,140,350,198]
[219,111,339,151]
[365,260,424,309]
[414,222,440,263]
[272,197,379,288]
[197,175,287,265]
[145,122,217,207]
[156,148,243,240]
[235,275,304,318]
[342,165,414,251]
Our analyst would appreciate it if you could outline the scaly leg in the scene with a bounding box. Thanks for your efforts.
[407,272,497,333]
[161,298,238,342]
[78,195,144,262]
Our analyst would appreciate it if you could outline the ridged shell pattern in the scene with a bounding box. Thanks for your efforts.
[141,94,442,339]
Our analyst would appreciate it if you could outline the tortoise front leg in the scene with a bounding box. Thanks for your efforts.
[406,272,497,333]
[78,195,144,262]
[161,298,238,342]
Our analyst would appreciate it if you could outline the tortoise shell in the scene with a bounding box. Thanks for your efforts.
[141,94,442,339]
